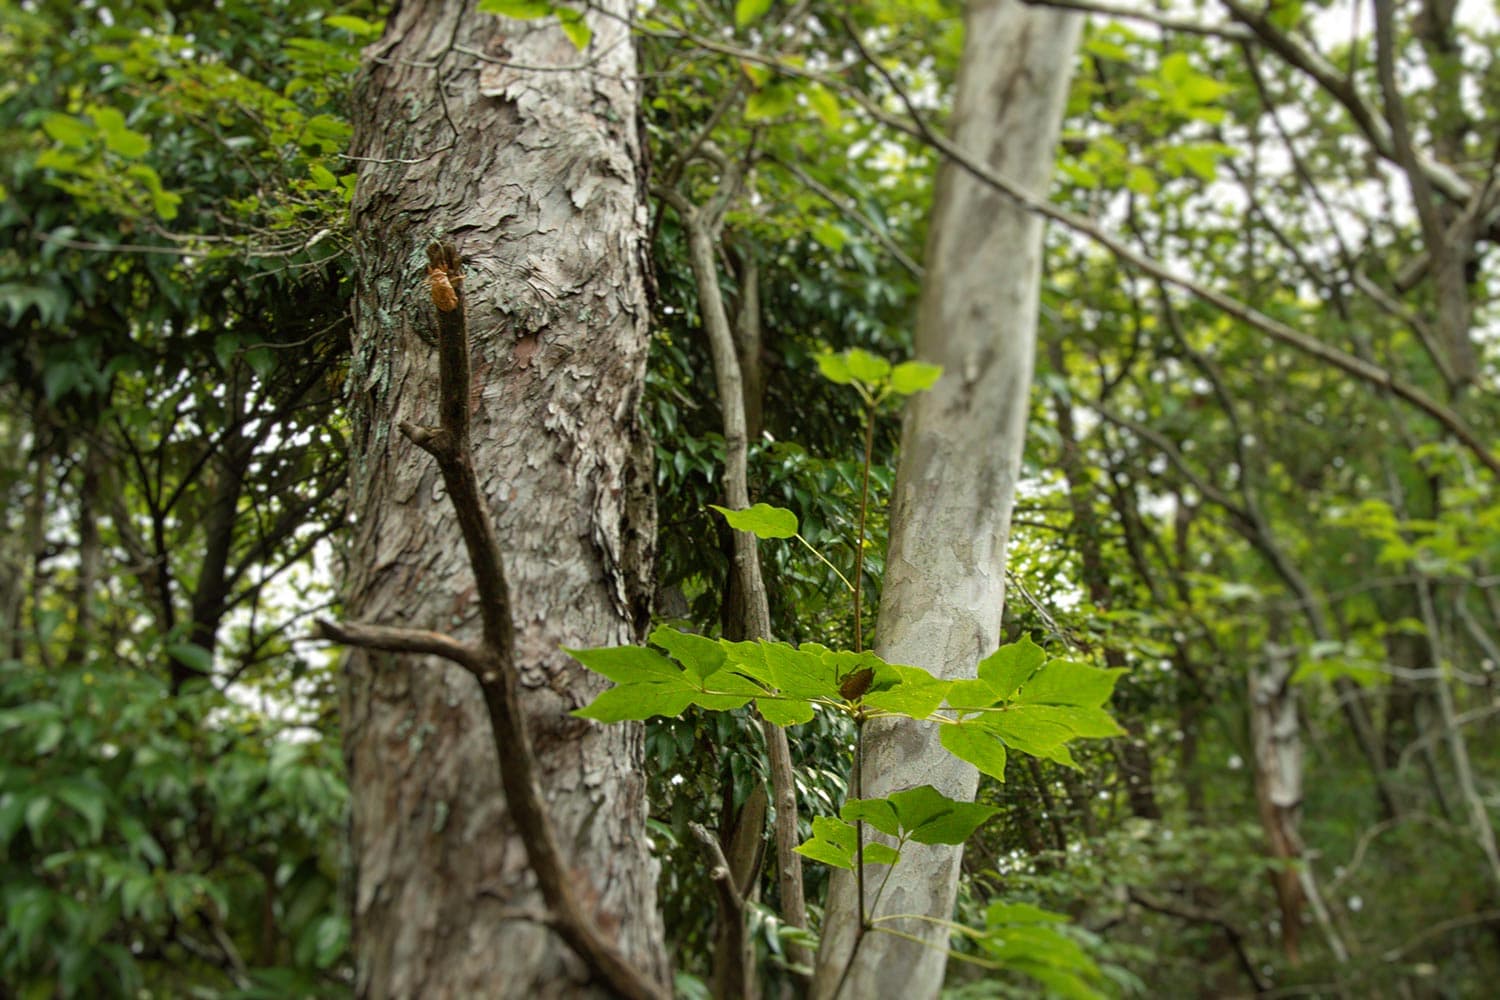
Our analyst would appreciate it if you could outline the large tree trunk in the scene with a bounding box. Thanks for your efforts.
[812,4,1080,997]
[341,3,666,996]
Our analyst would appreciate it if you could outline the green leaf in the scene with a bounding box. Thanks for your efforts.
[558,8,592,50]
[41,112,91,148]
[862,662,950,720]
[887,785,999,844]
[53,779,108,843]
[794,816,900,869]
[650,626,725,682]
[710,502,798,539]
[565,644,681,683]
[1016,659,1125,708]
[308,163,338,190]
[804,82,841,127]
[940,723,1007,779]
[325,14,384,36]
[811,220,847,252]
[950,637,1046,707]
[795,815,859,869]
[746,84,798,121]
[91,106,149,158]
[757,697,816,726]
[890,361,942,395]
[478,0,554,17]
[734,0,774,29]
[845,348,891,384]
[168,642,214,675]
[839,797,900,838]
[816,351,854,385]
[572,683,694,723]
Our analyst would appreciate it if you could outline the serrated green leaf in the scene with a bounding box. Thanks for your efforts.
[795,815,858,869]
[710,502,798,539]
[565,644,681,683]
[757,697,816,726]
[1016,660,1124,708]
[977,637,1047,700]
[735,0,774,28]
[840,797,900,838]
[940,723,1007,779]
[862,662,950,720]
[572,683,694,722]
[650,626,725,682]
[887,785,999,844]
[890,361,942,395]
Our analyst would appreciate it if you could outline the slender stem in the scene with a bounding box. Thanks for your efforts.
[796,532,855,593]
[851,403,877,653]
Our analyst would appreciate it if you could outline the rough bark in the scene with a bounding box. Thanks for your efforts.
[341,3,666,996]
[812,4,1081,997]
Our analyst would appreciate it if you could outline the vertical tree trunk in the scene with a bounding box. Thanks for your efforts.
[812,4,1080,997]
[341,3,666,996]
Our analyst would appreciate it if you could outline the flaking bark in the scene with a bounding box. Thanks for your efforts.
[341,3,666,996]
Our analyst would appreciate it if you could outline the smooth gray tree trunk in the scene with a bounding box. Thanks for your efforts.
[813,3,1081,997]
[341,3,666,996]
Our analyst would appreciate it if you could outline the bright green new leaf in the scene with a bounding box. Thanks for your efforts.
[325,14,384,36]
[890,361,942,395]
[41,112,90,148]
[804,82,841,127]
[711,500,798,539]
[710,502,798,539]
[815,351,854,384]
[745,85,798,121]
[92,107,149,158]
[557,8,592,50]
[735,0,774,29]
[478,0,554,17]
[845,348,891,384]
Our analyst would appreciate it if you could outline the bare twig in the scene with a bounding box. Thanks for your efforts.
[317,242,666,1000]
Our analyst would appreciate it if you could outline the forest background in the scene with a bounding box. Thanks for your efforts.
[3,0,1500,997]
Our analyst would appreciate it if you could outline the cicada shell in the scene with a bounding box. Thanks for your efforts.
[428,267,459,312]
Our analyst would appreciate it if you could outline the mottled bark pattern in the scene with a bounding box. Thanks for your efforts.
[341,3,665,996]
[813,4,1080,997]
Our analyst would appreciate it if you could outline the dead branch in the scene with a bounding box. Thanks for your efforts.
[317,242,666,1000]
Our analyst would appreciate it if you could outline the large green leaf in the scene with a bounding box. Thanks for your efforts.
[842,785,999,845]
[710,502,799,539]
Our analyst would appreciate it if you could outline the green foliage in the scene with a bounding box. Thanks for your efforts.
[0,658,348,996]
